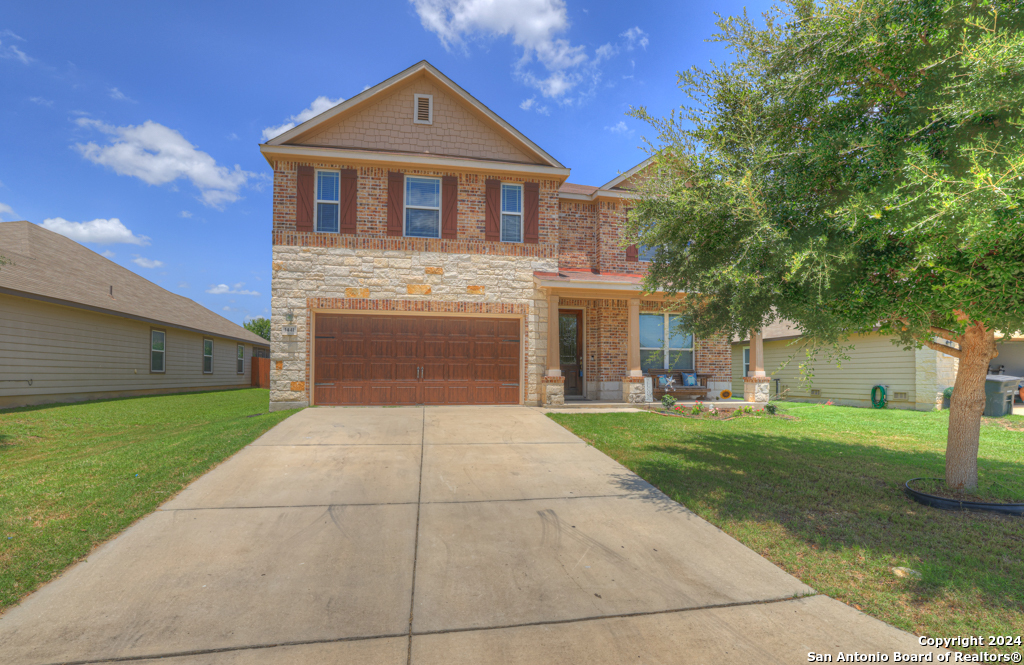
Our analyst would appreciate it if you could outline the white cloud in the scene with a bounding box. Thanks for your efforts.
[180,210,192,218]
[621,26,648,51]
[101,249,115,258]
[411,1,645,103]
[520,97,536,111]
[40,217,150,245]
[178,282,189,288]
[74,118,255,209]
[261,96,344,142]
[0,202,15,219]
[0,38,31,64]
[605,121,631,134]
[108,87,136,103]
[29,96,53,106]
[132,256,163,269]
[226,132,238,140]
[411,0,595,99]
[206,282,260,296]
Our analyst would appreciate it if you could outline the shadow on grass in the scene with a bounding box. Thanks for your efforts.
[602,428,1024,618]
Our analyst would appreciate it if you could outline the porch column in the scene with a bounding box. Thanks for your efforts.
[744,328,770,403]
[546,293,561,377]
[627,298,642,377]
[748,329,765,377]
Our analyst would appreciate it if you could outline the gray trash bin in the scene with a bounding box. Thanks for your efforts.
[984,375,1021,417]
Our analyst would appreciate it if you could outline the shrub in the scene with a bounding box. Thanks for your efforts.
[661,394,677,409]
[765,403,778,416]
[943,386,955,400]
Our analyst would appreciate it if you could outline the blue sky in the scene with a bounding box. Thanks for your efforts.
[0,0,772,325]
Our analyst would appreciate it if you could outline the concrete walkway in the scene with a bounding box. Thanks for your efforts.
[0,406,938,664]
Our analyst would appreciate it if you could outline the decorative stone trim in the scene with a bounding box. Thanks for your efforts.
[743,376,770,402]
[622,376,645,383]
[272,231,557,259]
[622,375,646,404]
[306,298,528,315]
[542,375,565,406]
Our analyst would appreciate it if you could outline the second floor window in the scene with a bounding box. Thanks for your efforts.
[501,183,522,243]
[203,339,214,373]
[638,245,657,262]
[405,176,441,238]
[316,170,340,233]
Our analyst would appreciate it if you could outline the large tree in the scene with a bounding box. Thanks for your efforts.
[628,0,1024,490]
[243,316,271,341]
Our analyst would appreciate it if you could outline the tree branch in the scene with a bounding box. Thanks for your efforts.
[867,64,907,98]
[929,326,958,339]
[922,339,962,358]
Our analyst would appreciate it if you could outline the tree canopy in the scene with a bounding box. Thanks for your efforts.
[243,316,271,341]
[628,0,1024,490]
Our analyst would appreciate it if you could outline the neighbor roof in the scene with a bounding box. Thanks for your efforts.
[263,60,565,170]
[733,319,804,344]
[0,222,268,347]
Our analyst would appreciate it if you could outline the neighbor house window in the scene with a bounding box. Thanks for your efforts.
[203,339,213,374]
[640,313,694,372]
[316,170,340,233]
[151,330,165,373]
[405,176,441,238]
[501,183,522,243]
[743,348,750,377]
[237,344,245,374]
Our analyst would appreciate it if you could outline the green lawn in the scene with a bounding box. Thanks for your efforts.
[0,389,299,613]
[549,405,1024,649]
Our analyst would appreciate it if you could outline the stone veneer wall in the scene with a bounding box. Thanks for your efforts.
[915,345,959,412]
[270,244,557,409]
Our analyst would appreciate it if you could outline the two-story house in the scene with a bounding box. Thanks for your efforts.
[261,61,731,411]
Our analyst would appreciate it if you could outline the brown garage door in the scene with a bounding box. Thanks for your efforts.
[313,314,520,406]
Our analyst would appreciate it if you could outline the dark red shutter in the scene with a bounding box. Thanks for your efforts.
[296,165,314,233]
[442,175,458,239]
[338,168,357,234]
[387,172,404,237]
[626,244,639,262]
[523,181,539,244]
[484,178,500,241]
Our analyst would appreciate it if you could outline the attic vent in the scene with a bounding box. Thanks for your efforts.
[414,94,433,125]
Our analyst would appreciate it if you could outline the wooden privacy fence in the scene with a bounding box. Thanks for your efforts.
[251,357,271,388]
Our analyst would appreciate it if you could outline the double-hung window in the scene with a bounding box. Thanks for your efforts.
[203,339,214,373]
[638,245,657,262]
[150,330,165,373]
[743,348,750,377]
[500,183,522,243]
[316,170,340,233]
[237,344,245,374]
[405,176,441,238]
[639,313,694,372]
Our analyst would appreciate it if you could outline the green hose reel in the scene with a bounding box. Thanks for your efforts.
[871,384,887,409]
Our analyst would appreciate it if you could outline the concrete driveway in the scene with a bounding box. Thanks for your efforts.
[0,406,937,664]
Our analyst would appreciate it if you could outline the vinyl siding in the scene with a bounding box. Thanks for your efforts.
[1,293,256,407]
[732,333,918,409]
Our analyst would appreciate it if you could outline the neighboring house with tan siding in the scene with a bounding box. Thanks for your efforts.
[731,323,960,411]
[0,221,269,409]
[262,61,731,411]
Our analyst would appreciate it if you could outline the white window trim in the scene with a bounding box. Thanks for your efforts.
[150,330,165,374]
[500,182,523,243]
[413,94,433,125]
[237,344,245,374]
[404,175,442,239]
[315,169,340,233]
[203,338,214,374]
[639,313,695,371]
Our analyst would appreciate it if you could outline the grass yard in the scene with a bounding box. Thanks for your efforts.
[549,405,1024,651]
[0,389,299,613]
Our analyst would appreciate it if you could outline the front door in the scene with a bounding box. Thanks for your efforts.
[558,310,583,396]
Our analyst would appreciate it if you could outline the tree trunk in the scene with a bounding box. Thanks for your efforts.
[944,323,998,491]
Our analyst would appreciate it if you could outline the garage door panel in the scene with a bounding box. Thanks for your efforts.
[314,314,520,406]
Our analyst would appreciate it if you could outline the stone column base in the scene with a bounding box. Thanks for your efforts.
[622,376,646,404]
[270,399,308,412]
[541,376,565,407]
[743,376,771,402]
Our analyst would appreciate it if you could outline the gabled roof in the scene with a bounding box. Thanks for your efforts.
[263,60,565,170]
[557,157,656,202]
[0,222,268,347]
[602,156,655,190]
